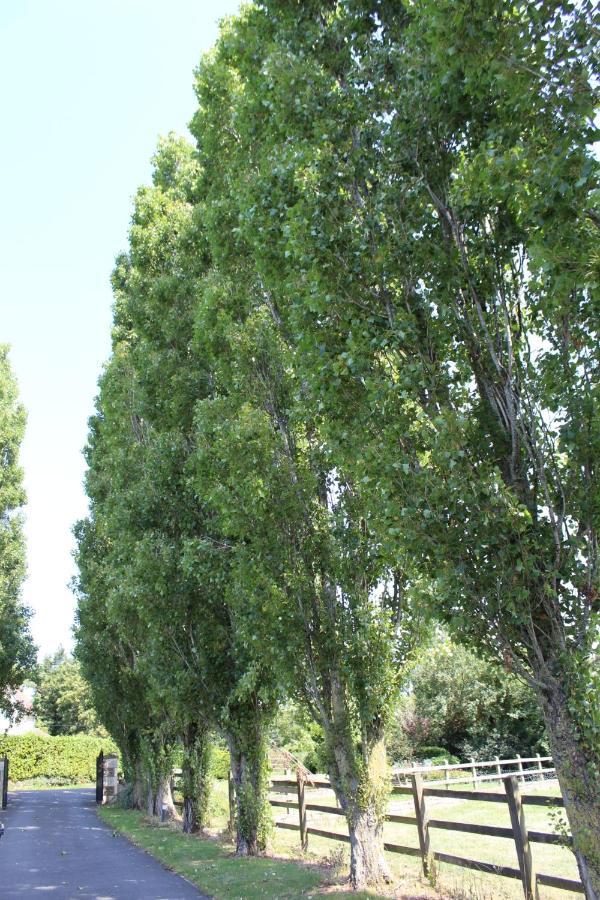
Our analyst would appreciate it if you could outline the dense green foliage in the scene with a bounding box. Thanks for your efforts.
[75,1,598,892]
[274,635,546,768]
[0,346,35,717]
[33,649,101,736]
[209,745,230,781]
[0,733,116,783]
[388,635,547,763]
[270,702,328,773]
[75,136,278,847]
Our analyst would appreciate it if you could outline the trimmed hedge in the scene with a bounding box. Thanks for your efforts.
[0,733,118,783]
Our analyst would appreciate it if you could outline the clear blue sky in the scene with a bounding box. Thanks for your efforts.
[1,0,241,659]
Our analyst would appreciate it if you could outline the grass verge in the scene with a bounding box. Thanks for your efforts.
[97,805,387,900]
[99,779,578,899]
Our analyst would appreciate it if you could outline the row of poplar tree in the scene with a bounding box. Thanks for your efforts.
[0,348,36,720]
[74,1,599,894]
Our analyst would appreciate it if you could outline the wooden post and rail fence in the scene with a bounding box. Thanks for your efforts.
[260,755,583,898]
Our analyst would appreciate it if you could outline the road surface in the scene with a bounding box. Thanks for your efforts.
[0,788,206,899]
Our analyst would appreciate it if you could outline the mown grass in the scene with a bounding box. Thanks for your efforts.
[267,778,579,900]
[98,804,389,899]
[98,778,579,900]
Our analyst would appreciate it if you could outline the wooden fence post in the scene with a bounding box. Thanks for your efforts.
[516,754,524,784]
[411,773,432,876]
[470,758,477,789]
[495,756,502,780]
[228,771,235,835]
[535,754,543,776]
[444,760,449,790]
[1,755,8,809]
[296,770,308,851]
[505,775,537,900]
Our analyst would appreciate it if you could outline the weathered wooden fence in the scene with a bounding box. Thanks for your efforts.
[268,759,583,899]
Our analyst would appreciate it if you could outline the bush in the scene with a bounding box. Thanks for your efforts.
[417,746,451,760]
[303,740,329,775]
[426,754,460,766]
[0,733,117,783]
[210,745,230,780]
[269,702,325,770]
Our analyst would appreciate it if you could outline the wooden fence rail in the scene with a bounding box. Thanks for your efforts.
[392,754,555,789]
[266,764,584,898]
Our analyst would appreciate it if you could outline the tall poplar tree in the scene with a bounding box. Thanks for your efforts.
[0,345,35,716]
[75,136,278,851]
[198,1,599,893]
[190,25,423,887]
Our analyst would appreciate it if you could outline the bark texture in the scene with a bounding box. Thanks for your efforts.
[326,697,390,891]
[145,769,176,820]
[542,686,600,900]
[347,807,389,891]
[156,773,176,821]
[131,757,145,810]
[181,723,211,834]
[227,719,269,857]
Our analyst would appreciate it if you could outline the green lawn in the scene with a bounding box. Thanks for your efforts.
[98,778,581,900]
[98,805,389,900]
[267,779,580,900]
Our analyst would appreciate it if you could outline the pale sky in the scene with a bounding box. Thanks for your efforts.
[1,0,241,659]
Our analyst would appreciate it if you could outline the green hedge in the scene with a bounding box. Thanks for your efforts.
[0,733,118,783]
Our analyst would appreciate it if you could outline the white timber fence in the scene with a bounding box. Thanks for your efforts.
[393,753,555,788]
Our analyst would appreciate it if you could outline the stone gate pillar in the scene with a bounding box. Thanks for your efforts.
[102,753,119,805]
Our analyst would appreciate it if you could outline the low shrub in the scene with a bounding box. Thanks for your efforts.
[210,745,230,780]
[417,746,452,760]
[0,733,117,783]
[427,754,460,767]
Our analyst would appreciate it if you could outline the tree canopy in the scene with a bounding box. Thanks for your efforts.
[33,649,101,736]
[0,345,35,719]
[75,1,599,893]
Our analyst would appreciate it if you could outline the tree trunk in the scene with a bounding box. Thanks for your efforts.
[145,767,176,820]
[327,710,391,890]
[181,723,211,834]
[541,685,600,899]
[226,701,270,856]
[146,776,155,817]
[156,773,176,821]
[347,805,389,891]
[131,757,145,810]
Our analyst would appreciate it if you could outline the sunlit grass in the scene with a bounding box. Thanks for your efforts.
[98,803,388,899]
[99,778,579,899]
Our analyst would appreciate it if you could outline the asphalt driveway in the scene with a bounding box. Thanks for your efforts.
[0,788,207,899]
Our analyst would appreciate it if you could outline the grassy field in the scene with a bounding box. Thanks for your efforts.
[99,777,581,900]
[268,777,579,900]
[98,804,409,900]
